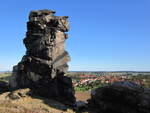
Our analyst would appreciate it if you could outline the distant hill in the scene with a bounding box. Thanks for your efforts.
[68,71,150,76]
[0,71,12,74]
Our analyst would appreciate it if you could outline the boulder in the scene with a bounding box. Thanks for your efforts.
[88,81,150,113]
[9,9,75,106]
[7,88,31,100]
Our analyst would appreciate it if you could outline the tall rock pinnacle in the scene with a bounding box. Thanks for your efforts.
[9,9,75,105]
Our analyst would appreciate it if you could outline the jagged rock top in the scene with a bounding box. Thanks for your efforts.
[29,9,55,17]
[28,9,69,32]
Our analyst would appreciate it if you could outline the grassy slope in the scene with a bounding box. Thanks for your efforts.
[0,91,77,113]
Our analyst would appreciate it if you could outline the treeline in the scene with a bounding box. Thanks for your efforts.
[66,71,150,77]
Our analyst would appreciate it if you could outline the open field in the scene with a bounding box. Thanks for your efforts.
[0,72,11,82]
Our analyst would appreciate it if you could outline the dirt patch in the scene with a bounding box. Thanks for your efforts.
[75,91,91,102]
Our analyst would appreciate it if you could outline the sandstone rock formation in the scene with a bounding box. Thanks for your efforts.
[88,81,150,113]
[9,9,75,106]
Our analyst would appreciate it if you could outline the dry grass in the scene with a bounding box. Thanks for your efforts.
[0,91,91,113]
[0,91,76,113]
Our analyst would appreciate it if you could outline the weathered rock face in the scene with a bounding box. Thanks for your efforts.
[9,9,75,105]
[0,81,9,94]
[88,81,150,113]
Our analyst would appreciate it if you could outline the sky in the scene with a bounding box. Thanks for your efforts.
[0,0,150,71]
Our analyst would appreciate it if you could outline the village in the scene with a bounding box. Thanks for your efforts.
[71,74,149,91]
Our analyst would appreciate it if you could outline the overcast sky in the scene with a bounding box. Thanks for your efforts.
[0,0,150,71]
